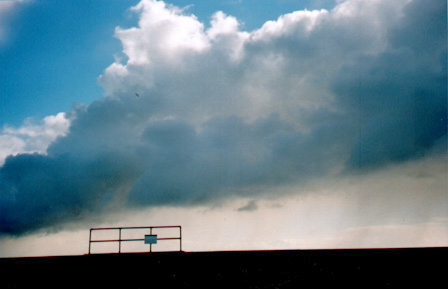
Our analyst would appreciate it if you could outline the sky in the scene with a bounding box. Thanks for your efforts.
[0,0,446,257]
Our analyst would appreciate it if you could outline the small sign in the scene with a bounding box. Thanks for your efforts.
[144,235,157,244]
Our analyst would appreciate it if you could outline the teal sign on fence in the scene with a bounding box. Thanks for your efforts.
[144,235,158,244]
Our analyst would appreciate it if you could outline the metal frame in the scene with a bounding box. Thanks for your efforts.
[88,225,182,254]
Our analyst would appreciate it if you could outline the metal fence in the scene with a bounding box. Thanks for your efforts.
[88,225,182,254]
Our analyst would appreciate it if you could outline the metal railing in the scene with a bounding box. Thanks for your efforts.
[88,225,182,254]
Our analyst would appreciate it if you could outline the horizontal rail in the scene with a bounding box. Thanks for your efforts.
[90,237,181,243]
[90,239,145,243]
[90,226,181,230]
[157,237,182,240]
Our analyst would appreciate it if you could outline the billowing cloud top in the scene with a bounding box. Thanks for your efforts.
[0,0,446,235]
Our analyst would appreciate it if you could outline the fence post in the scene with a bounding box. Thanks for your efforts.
[149,227,153,253]
[180,226,182,252]
[89,229,92,255]
[119,228,122,253]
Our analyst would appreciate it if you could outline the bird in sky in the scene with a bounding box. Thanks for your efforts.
[135,93,139,97]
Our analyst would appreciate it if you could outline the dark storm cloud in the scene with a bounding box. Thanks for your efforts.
[0,0,446,235]
[127,114,350,207]
[332,0,447,170]
[0,112,352,234]
[0,152,142,233]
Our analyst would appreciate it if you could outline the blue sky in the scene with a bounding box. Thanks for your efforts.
[0,0,446,256]
[1,0,138,125]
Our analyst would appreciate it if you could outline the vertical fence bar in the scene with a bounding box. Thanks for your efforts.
[180,226,182,252]
[149,227,153,253]
[119,228,122,253]
[89,229,92,255]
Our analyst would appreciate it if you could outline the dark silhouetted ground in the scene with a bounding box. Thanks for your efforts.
[1,247,446,288]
